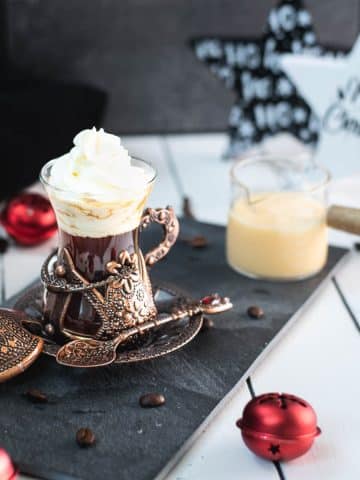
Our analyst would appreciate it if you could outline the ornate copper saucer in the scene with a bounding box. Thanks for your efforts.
[13,281,204,364]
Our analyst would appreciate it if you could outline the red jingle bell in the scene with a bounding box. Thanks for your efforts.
[0,448,17,479]
[0,192,57,246]
[236,393,321,461]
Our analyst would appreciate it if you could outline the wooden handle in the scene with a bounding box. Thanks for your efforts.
[327,205,360,235]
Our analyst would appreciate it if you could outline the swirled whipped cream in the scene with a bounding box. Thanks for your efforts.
[44,128,154,237]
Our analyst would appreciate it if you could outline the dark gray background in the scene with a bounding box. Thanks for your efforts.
[4,0,360,134]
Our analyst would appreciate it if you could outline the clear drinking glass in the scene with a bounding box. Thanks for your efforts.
[226,154,331,281]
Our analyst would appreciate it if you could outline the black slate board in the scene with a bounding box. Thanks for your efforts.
[0,220,346,480]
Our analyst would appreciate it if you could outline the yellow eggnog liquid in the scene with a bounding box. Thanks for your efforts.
[226,192,328,280]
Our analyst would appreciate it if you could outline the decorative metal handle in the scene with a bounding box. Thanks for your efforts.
[140,207,179,266]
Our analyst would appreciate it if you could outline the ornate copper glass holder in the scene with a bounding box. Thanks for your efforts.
[40,247,159,343]
[12,232,232,367]
[41,206,180,343]
[1,206,232,372]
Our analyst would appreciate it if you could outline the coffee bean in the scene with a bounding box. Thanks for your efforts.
[201,317,214,331]
[180,235,209,249]
[76,428,96,447]
[25,388,48,404]
[253,288,270,296]
[247,305,264,319]
[139,393,165,408]
[189,235,208,249]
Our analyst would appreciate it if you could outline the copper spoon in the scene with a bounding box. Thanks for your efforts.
[56,294,232,368]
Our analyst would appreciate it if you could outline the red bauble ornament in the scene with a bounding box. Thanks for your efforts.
[236,393,321,461]
[0,448,17,479]
[1,193,57,246]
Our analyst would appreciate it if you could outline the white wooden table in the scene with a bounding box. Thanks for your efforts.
[13,133,360,480]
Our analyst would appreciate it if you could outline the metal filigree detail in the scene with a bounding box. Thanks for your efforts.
[39,206,179,341]
[14,282,204,364]
[41,247,158,341]
[57,338,117,367]
[56,292,232,368]
[40,251,118,294]
[0,309,43,382]
[140,207,179,266]
[101,251,157,334]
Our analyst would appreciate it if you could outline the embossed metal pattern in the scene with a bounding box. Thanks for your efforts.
[0,309,43,382]
[55,292,232,368]
[39,207,179,343]
[140,207,180,266]
[99,250,157,337]
[14,282,203,364]
[57,338,117,367]
[41,247,158,341]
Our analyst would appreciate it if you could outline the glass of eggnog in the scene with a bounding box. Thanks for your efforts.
[226,154,330,281]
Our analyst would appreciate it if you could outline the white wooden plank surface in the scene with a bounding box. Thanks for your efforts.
[160,382,278,480]
[247,252,360,480]
[122,135,181,214]
[3,240,55,299]
[164,133,230,226]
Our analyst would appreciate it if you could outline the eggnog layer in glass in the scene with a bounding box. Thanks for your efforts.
[227,192,328,280]
[41,128,155,335]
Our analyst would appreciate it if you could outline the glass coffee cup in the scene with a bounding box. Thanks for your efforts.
[40,156,178,340]
[226,154,330,281]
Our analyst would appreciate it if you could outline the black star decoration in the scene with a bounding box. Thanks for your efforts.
[191,0,345,157]
[269,444,281,455]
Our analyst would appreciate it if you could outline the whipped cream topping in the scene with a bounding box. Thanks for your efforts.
[44,128,154,237]
[50,128,150,197]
